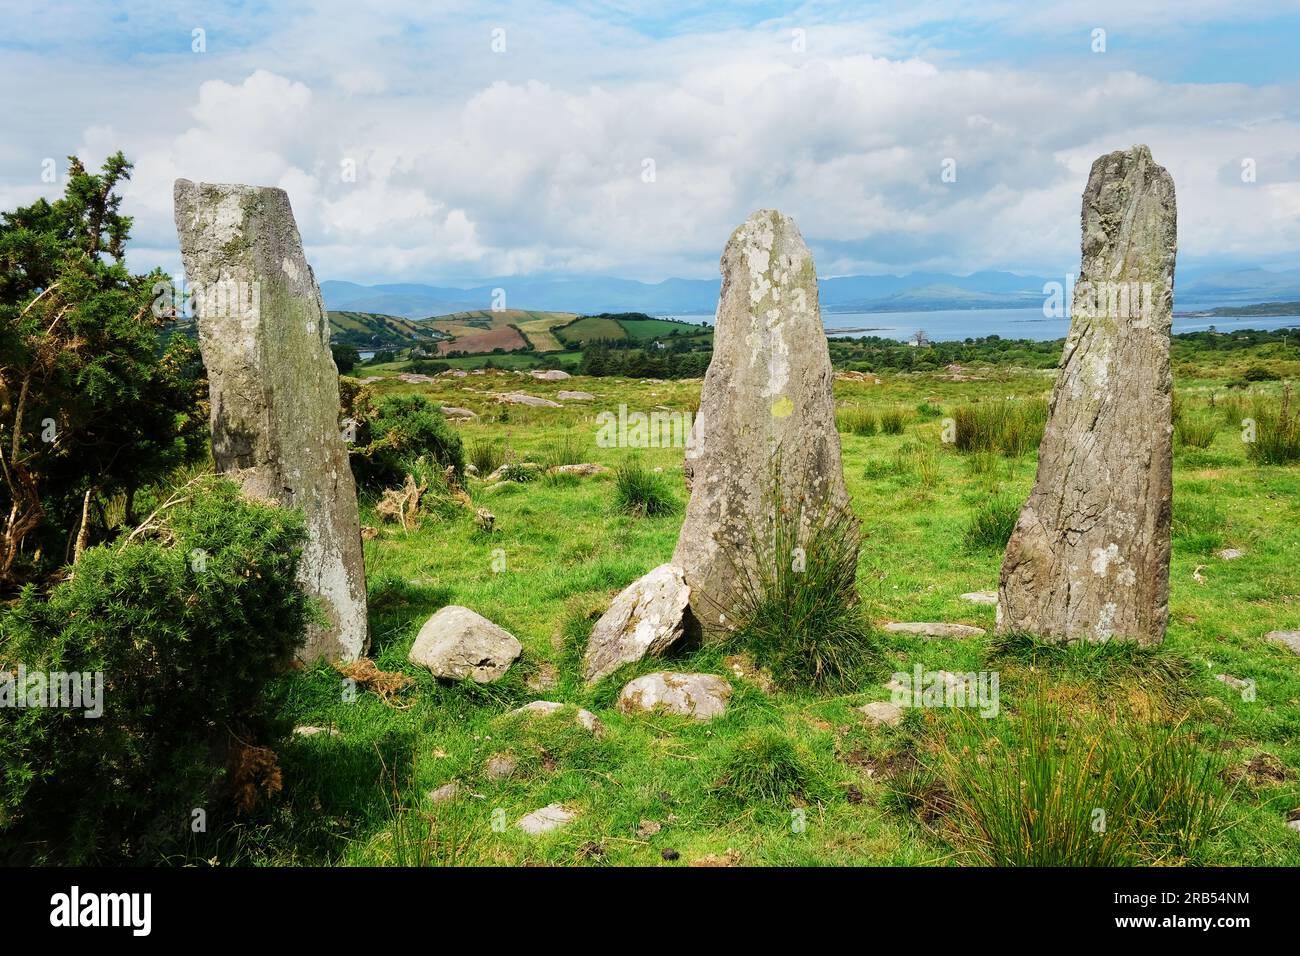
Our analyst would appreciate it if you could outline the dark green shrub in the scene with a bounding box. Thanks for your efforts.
[0,478,313,863]
[468,440,507,476]
[1175,416,1218,450]
[711,729,826,806]
[351,394,465,488]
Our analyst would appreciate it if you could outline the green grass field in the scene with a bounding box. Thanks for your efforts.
[555,315,627,345]
[190,352,1300,868]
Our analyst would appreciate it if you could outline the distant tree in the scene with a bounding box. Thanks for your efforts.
[330,343,360,373]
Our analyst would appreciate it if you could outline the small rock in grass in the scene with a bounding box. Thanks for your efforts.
[859,701,905,726]
[617,672,732,721]
[960,591,998,605]
[1217,548,1245,561]
[429,782,461,804]
[293,725,339,738]
[485,755,516,780]
[690,849,741,867]
[525,663,559,692]
[1265,631,1300,656]
[517,803,576,834]
[637,819,662,839]
[496,392,562,408]
[407,605,522,682]
[883,622,985,639]
[1289,818,1300,834]
[547,462,609,476]
[1215,674,1250,691]
[885,671,971,695]
[556,390,595,401]
[510,700,604,735]
[584,564,694,684]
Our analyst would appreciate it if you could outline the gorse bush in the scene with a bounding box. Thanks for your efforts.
[930,690,1227,866]
[349,394,465,489]
[0,152,207,587]
[723,465,876,691]
[837,406,878,436]
[0,478,313,863]
[1246,385,1300,465]
[952,398,1048,456]
[613,460,677,517]
[964,495,1022,551]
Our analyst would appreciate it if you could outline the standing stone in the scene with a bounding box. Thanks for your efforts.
[998,146,1176,645]
[672,210,851,631]
[173,180,368,663]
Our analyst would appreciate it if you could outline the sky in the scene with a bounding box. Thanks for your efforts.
[2,0,1299,286]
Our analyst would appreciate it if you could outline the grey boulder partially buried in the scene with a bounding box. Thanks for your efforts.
[408,605,522,682]
[616,672,732,721]
[583,564,695,684]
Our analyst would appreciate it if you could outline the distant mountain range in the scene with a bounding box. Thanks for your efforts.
[320,266,1300,319]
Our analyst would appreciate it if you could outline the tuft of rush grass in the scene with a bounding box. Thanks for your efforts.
[952,398,1047,456]
[612,459,678,517]
[468,439,507,475]
[1175,415,1219,450]
[1246,384,1300,465]
[538,431,586,471]
[837,405,879,436]
[922,686,1228,866]
[710,728,827,808]
[720,464,879,691]
[963,494,1021,551]
[878,406,909,435]
[986,630,1195,706]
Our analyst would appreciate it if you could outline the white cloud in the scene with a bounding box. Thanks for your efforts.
[1,1,1297,283]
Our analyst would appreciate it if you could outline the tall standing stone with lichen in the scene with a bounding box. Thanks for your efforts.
[673,209,852,633]
[998,146,1176,645]
[173,179,369,663]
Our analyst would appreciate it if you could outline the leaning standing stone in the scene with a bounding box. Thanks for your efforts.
[173,180,368,662]
[998,146,1176,645]
[672,210,852,631]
